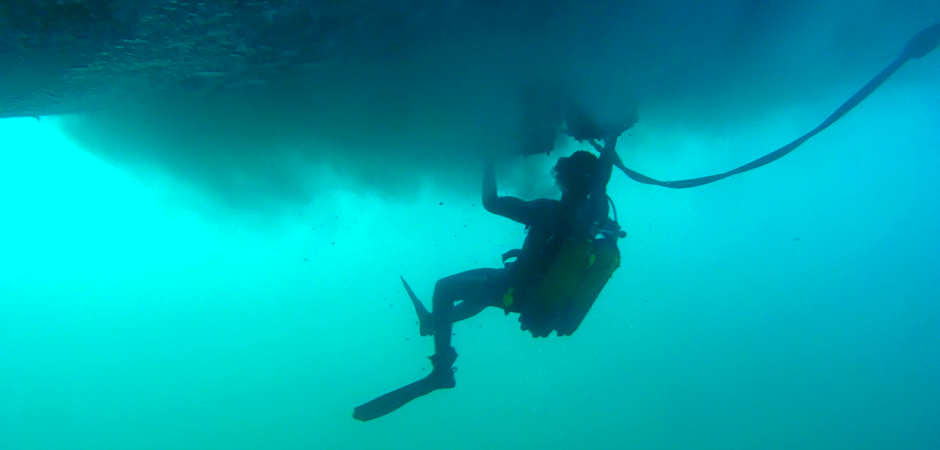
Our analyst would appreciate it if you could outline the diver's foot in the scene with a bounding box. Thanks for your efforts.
[417,310,434,337]
[426,366,456,389]
[427,346,457,389]
[401,276,434,336]
[427,347,457,389]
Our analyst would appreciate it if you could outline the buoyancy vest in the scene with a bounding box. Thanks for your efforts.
[501,196,623,336]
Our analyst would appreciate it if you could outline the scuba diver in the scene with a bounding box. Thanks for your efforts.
[353,18,940,421]
[353,111,632,421]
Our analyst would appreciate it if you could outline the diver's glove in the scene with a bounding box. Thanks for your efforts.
[565,103,638,143]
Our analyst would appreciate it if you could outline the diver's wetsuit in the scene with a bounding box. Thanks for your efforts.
[353,139,618,421]
[430,138,616,354]
[428,201,559,352]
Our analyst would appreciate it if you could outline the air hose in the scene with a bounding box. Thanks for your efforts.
[613,21,940,189]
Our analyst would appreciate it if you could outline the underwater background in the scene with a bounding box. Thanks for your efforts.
[2,4,939,450]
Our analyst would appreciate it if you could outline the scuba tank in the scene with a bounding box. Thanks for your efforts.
[509,196,625,337]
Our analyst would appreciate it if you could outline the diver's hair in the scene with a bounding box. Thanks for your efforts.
[553,150,598,196]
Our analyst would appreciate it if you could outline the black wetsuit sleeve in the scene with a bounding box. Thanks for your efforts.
[581,136,617,220]
[484,196,557,228]
[482,157,556,227]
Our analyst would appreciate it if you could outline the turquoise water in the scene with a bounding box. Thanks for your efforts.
[2,45,939,450]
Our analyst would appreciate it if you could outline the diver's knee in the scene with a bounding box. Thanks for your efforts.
[433,278,457,300]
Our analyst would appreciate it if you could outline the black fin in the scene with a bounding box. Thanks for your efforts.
[353,370,453,421]
[401,276,433,336]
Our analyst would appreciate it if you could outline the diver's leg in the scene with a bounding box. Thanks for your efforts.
[430,268,506,368]
[353,268,505,421]
[405,270,503,337]
[452,299,490,323]
[406,298,490,338]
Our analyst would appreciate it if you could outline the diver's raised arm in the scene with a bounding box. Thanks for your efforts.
[481,155,518,217]
[584,136,619,198]
[481,154,546,226]
[595,135,618,186]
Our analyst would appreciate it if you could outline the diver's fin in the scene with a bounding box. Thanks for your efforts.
[401,276,433,336]
[400,275,421,305]
[903,21,940,59]
[353,370,454,421]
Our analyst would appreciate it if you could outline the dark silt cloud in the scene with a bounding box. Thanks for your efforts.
[57,0,939,211]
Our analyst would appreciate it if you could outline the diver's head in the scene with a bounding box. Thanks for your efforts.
[553,151,598,198]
